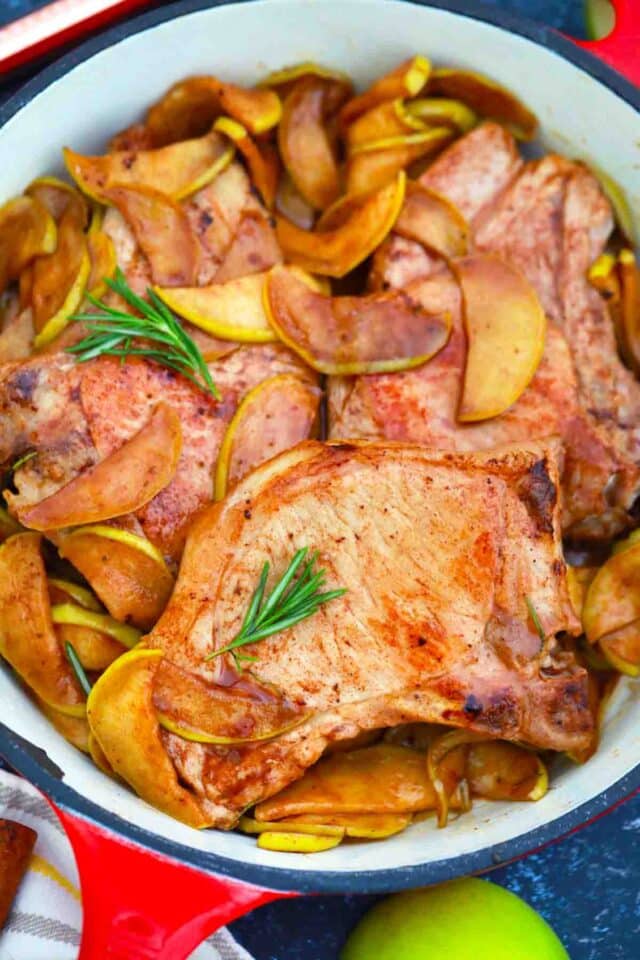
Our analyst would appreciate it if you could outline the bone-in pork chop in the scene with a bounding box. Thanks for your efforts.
[147,440,591,826]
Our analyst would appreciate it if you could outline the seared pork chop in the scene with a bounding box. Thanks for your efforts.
[147,440,591,826]
[0,344,314,559]
[350,125,640,536]
[329,271,629,534]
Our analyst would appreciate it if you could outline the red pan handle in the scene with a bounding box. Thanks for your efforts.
[54,805,294,960]
[572,0,640,87]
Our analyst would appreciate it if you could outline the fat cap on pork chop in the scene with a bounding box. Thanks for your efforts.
[146,440,591,827]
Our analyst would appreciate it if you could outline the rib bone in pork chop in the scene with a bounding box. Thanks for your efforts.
[147,440,591,827]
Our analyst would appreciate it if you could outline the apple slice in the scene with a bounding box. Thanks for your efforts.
[153,658,305,744]
[58,526,174,632]
[264,264,451,374]
[260,62,353,103]
[405,97,477,133]
[87,648,211,826]
[19,403,182,531]
[276,172,405,277]
[32,204,90,347]
[214,117,279,208]
[26,175,89,225]
[394,181,469,259]
[583,542,640,646]
[86,205,117,298]
[256,832,342,853]
[0,533,85,715]
[214,374,320,499]
[339,55,431,128]
[255,744,463,820]
[238,816,344,837]
[275,170,316,230]
[428,67,538,141]
[38,698,90,753]
[0,195,57,294]
[454,254,546,422]
[466,741,548,801]
[64,131,234,202]
[280,812,411,839]
[155,271,275,343]
[51,603,141,649]
[615,250,640,375]
[345,128,453,195]
[278,77,341,210]
[345,99,425,149]
[102,185,199,287]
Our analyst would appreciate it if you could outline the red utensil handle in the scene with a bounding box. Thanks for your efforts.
[54,805,294,960]
[0,0,152,74]
[573,0,640,87]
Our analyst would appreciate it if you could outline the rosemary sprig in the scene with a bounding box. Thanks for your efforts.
[67,268,219,400]
[525,596,546,644]
[11,451,36,473]
[205,547,346,666]
[65,641,92,697]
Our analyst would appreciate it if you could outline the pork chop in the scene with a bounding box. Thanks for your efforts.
[1,344,314,559]
[353,127,640,537]
[147,440,591,826]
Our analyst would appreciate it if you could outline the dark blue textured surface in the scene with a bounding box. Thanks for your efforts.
[1,1,638,957]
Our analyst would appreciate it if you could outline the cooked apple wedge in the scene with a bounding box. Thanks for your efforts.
[615,249,640,375]
[102,185,200,287]
[583,542,640,646]
[38,699,90,753]
[598,621,640,677]
[264,265,450,374]
[155,271,276,343]
[278,77,341,210]
[58,526,174,632]
[345,99,424,149]
[214,374,320,499]
[87,648,212,826]
[256,832,342,853]
[276,172,405,277]
[145,76,281,144]
[153,659,305,744]
[19,403,182,530]
[0,195,57,294]
[32,204,90,347]
[0,505,23,542]
[428,67,538,141]
[51,603,141,649]
[280,812,411,839]
[214,117,279,208]
[394,181,469,259]
[260,61,353,102]
[466,741,547,801]
[26,175,89,225]
[64,132,234,202]
[48,577,126,671]
[275,171,316,229]
[0,533,84,715]
[405,97,477,132]
[454,254,546,422]
[255,744,463,820]
[345,128,453,195]
[339,55,431,128]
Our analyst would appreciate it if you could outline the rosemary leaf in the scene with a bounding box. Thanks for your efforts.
[205,547,346,666]
[65,641,92,697]
[525,595,546,643]
[67,268,220,400]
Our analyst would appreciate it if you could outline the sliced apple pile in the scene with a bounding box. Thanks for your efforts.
[339,55,432,128]
[0,533,85,715]
[153,658,305,744]
[394,181,469,259]
[583,542,640,676]
[102,185,199,287]
[214,117,279,208]
[58,525,174,632]
[64,131,234,203]
[0,195,57,294]
[427,67,538,140]
[454,254,546,422]
[276,172,405,276]
[18,403,182,531]
[48,578,129,672]
[265,265,451,374]
[87,648,212,826]
[32,203,90,348]
[214,374,320,499]
[277,77,342,211]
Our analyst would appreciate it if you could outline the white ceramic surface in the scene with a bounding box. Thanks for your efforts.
[1,0,638,877]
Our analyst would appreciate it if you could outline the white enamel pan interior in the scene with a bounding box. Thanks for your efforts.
[0,0,639,893]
